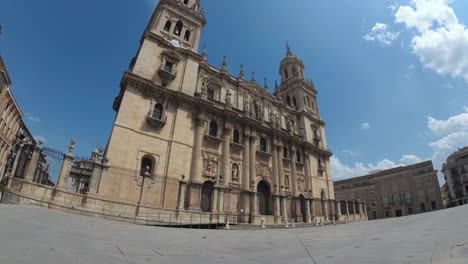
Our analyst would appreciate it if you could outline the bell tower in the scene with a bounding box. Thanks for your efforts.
[146,0,205,53]
[277,46,327,150]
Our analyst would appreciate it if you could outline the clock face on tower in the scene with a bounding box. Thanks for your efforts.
[170,39,181,48]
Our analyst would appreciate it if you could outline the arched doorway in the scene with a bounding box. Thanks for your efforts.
[200,181,214,212]
[300,195,307,223]
[257,181,272,215]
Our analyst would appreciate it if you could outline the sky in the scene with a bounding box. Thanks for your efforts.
[1,0,468,184]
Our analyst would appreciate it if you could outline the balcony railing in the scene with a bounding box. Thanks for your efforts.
[146,111,167,128]
[158,64,177,84]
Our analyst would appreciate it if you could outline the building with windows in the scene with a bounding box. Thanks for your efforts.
[334,161,443,220]
[442,147,468,207]
[0,55,25,183]
[98,0,343,225]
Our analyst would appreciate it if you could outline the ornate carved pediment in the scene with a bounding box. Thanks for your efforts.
[256,163,272,179]
[162,50,183,62]
[203,159,218,179]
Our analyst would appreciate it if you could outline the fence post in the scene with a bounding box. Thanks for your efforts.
[24,141,44,183]
[5,141,25,188]
[56,139,76,190]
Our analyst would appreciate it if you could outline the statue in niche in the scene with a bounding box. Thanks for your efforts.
[231,163,239,182]
[225,89,232,106]
[269,111,275,123]
[285,174,290,189]
[243,97,250,112]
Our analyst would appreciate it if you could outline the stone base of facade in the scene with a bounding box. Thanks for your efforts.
[2,178,368,227]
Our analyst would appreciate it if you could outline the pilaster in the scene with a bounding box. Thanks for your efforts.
[190,114,206,184]
[177,175,188,210]
[290,145,298,196]
[24,144,43,182]
[221,125,232,184]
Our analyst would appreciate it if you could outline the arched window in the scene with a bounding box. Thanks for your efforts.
[233,129,240,144]
[174,20,183,36]
[286,96,291,106]
[296,150,301,163]
[163,20,172,31]
[209,121,218,137]
[284,69,289,79]
[140,156,153,176]
[293,97,297,107]
[260,138,267,152]
[183,0,189,4]
[283,147,289,159]
[152,103,163,120]
[254,103,259,119]
[184,30,191,41]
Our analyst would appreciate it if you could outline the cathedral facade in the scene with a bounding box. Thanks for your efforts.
[103,0,335,224]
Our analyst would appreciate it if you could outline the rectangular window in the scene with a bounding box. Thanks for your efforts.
[408,207,413,214]
[164,61,173,73]
[420,203,426,212]
[0,72,6,91]
[371,200,376,207]
[207,88,215,101]
[431,201,436,210]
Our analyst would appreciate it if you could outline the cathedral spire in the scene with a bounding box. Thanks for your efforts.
[263,78,268,90]
[221,55,228,73]
[239,64,245,80]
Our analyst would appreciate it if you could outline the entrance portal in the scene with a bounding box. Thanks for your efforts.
[395,209,403,217]
[200,181,214,212]
[257,181,272,215]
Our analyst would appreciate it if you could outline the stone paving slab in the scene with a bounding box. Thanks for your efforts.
[0,204,467,264]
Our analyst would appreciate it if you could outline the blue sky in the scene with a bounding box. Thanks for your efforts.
[1,0,468,183]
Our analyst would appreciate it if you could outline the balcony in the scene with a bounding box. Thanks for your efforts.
[158,64,177,85]
[146,111,167,129]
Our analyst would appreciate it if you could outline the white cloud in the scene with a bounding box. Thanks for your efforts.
[364,23,400,46]
[342,149,358,157]
[427,107,468,178]
[394,0,468,82]
[25,113,40,123]
[34,135,47,144]
[331,154,424,180]
[427,107,468,136]
[360,122,370,130]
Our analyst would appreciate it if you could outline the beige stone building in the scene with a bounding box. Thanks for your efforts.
[442,146,468,207]
[334,161,443,220]
[102,0,337,224]
[0,55,25,183]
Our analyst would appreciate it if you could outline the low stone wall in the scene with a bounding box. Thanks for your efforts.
[2,178,368,227]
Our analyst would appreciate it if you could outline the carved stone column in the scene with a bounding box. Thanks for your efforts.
[290,145,298,196]
[346,200,350,219]
[303,149,312,197]
[359,201,364,218]
[336,200,342,221]
[190,114,206,184]
[309,198,315,221]
[277,143,285,192]
[222,126,232,184]
[271,140,279,194]
[211,185,219,213]
[251,191,258,216]
[177,175,188,210]
[249,132,257,189]
[218,186,225,213]
[305,198,312,223]
[242,130,250,191]
[281,195,288,221]
[24,143,43,182]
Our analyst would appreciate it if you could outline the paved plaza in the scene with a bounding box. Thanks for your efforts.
[0,205,467,264]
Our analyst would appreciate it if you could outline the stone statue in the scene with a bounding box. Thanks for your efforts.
[203,159,217,178]
[231,163,239,182]
[225,89,232,106]
[243,97,250,112]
